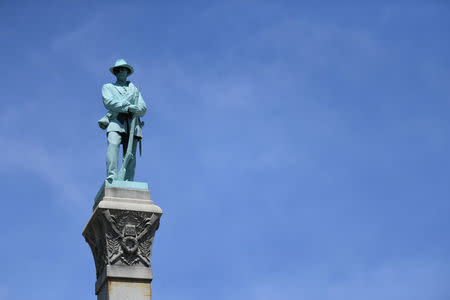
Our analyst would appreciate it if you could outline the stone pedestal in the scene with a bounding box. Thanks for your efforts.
[83,181,162,300]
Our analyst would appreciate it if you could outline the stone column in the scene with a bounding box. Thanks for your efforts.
[83,181,162,300]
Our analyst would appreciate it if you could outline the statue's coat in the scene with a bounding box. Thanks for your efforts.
[102,81,147,138]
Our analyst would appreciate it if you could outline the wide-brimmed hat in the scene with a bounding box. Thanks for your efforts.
[109,59,134,76]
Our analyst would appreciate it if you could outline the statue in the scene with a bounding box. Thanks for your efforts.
[98,59,147,183]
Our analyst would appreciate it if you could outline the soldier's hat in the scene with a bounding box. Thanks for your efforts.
[109,59,134,76]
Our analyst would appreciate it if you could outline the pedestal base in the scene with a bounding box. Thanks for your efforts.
[83,181,162,300]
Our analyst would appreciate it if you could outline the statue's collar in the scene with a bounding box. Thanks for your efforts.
[113,81,131,87]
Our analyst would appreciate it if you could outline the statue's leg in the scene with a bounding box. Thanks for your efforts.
[124,136,138,181]
[106,132,122,181]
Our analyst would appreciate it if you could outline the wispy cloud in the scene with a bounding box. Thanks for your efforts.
[153,258,450,300]
[0,104,100,216]
[226,258,450,300]
[0,136,86,212]
[0,286,8,300]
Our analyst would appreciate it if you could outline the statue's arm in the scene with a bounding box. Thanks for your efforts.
[102,84,130,113]
[129,83,147,117]
[134,91,147,117]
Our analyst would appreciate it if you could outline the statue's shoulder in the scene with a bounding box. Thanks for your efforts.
[102,83,115,89]
[102,83,117,95]
[128,81,137,90]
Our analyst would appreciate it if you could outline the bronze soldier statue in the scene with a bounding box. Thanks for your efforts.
[98,59,147,182]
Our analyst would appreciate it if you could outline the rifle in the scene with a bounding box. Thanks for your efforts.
[117,86,140,181]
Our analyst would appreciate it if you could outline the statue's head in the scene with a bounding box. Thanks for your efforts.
[110,59,134,81]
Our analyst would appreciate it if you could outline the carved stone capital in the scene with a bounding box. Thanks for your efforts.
[83,183,162,295]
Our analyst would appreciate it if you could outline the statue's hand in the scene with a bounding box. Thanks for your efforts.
[121,100,131,108]
[128,105,140,113]
[130,90,139,104]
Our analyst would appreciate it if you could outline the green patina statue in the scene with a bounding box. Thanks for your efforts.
[99,59,147,183]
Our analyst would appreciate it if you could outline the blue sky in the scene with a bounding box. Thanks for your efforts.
[0,1,449,299]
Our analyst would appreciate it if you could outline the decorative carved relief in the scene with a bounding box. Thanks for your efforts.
[84,208,161,278]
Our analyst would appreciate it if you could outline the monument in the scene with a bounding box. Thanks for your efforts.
[83,59,163,300]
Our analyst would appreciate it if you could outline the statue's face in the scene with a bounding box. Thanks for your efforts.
[115,67,129,81]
